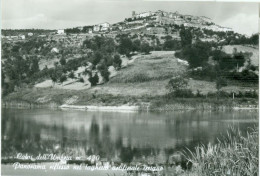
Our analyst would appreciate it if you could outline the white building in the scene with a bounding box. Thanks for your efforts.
[57,29,65,35]
[51,48,59,53]
[135,11,152,18]
[28,32,33,36]
[93,25,100,32]
[100,27,109,31]
[93,22,110,32]
[100,22,110,28]
[19,35,25,40]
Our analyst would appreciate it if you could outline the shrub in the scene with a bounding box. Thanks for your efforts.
[60,57,66,66]
[216,77,227,91]
[176,41,211,68]
[166,76,188,93]
[163,40,181,50]
[227,70,258,84]
[97,61,110,82]
[113,54,122,70]
[118,37,133,57]
[79,77,84,83]
[140,42,151,54]
[168,89,194,98]
[132,39,141,52]
[89,73,99,86]
[180,26,192,47]
[59,75,67,84]
[68,72,75,79]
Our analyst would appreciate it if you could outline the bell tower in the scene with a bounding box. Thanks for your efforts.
[132,11,136,18]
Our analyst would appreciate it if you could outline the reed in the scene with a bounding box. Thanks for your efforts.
[184,126,258,176]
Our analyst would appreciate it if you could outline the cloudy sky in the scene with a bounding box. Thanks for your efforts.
[2,0,258,35]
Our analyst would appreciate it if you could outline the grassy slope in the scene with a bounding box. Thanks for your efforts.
[89,51,186,96]
[89,51,257,96]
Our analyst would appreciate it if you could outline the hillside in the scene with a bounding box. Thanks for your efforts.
[89,51,257,97]
[1,10,259,110]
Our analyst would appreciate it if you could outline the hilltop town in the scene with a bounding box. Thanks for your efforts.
[1,10,259,110]
[65,10,232,35]
[3,10,233,40]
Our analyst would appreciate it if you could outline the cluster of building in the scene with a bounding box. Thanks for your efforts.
[1,32,36,41]
[130,10,232,32]
[93,22,110,32]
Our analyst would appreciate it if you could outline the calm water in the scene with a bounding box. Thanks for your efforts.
[1,108,258,175]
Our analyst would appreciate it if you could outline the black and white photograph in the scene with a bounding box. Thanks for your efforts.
[1,0,259,175]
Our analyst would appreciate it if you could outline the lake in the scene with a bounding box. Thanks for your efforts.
[1,108,258,176]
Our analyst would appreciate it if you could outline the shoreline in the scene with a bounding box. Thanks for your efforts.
[59,104,140,112]
[60,104,258,111]
[2,100,258,112]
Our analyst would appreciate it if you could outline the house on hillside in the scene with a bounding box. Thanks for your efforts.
[10,36,18,40]
[28,32,33,36]
[57,29,65,35]
[100,27,109,32]
[93,22,110,32]
[133,11,152,19]
[93,25,100,32]
[82,26,93,33]
[19,35,25,40]
[100,22,110,31]
[100,22,110,28]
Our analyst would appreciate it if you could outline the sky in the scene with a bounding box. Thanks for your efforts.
[2,0,259,36]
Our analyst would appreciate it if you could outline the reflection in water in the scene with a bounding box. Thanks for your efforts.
[1,108,258,166]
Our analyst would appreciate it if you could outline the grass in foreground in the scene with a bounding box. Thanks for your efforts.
[184,126,258,176]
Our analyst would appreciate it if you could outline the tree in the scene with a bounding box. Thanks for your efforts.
[79,77,84,83]
[50,67,62,86]
[97,60,110,82]
[181,41,211,68]
[118,37,133,57]
[68,71,75,79]
[92,51,103,66]
[60,57,66,66]
[164,35,172,41]
[60,75,67,85]
[89,73,99,86]
[50,73,57,87]
[180,26,192,47]
[163,40,181,50]
[29,57,39,76]
[113,54,122,70]
[218,52,245,71]
[166,75,188,93]
[132,39,141,52]
[249,33,258,45]
[216,77,227,96]
[140,42,151,54]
